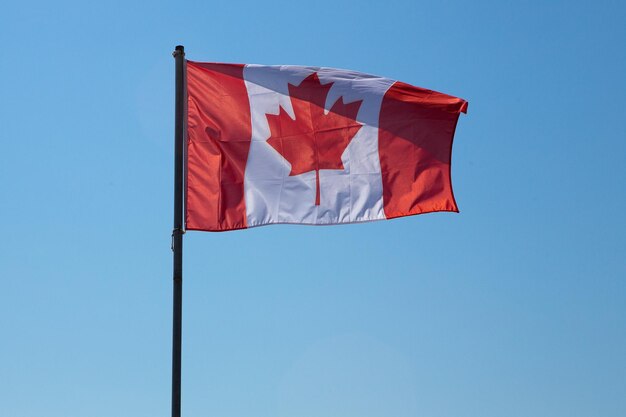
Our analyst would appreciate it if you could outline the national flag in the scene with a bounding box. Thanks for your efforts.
[185,61,467,231]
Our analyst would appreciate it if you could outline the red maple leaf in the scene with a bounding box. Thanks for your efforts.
[266,73,363,205]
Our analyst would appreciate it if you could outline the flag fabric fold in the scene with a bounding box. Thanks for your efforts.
[185,61,467,232]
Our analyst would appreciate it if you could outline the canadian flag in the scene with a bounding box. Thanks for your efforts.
[185,61,467,231]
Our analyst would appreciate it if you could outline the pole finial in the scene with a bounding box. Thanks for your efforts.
[173,45,185,58]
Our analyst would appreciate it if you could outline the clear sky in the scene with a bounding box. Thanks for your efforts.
[1,1,625,416]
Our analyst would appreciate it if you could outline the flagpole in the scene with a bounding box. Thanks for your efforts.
[171,44,185,417]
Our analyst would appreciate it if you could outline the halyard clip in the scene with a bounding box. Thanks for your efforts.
[171,228,186,252]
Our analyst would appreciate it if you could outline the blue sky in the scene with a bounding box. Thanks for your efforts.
[1,1,625,416]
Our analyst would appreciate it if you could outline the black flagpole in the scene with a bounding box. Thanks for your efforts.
[171,44,185,417]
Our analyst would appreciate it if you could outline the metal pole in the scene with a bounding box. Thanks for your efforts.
[171,44,185,417]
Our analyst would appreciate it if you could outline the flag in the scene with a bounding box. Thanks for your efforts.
[185,61,467,231]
